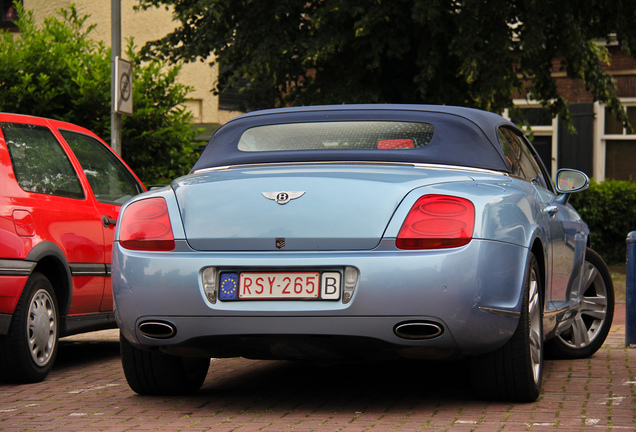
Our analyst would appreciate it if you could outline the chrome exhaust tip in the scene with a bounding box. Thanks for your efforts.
[394,321,444,340]
[138,321,177,339]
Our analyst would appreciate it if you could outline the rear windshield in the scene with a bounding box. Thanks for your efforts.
[238,121,435,152]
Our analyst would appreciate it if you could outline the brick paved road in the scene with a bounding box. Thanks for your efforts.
[1,309,634,431]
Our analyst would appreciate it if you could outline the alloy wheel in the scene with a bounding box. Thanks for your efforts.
[556,260,609,349]
[528,267,542,384]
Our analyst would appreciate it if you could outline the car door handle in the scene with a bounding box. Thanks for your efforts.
[543,206,559,217]
[102,216,117,227]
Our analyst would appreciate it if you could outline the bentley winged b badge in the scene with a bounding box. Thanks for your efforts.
[262,191,306,205]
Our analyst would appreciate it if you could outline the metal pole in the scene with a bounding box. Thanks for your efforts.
[626,231,636,348]
[111,0,122,155]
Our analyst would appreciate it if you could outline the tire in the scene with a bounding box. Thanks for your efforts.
[470,252,543,402]
[0,272,59,383]
[545,248,614,359]
[120,333,210,395]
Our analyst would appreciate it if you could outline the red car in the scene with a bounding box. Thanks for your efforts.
[0,113,145,383]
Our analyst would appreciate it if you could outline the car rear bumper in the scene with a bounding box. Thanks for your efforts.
[0,274,29,315]
[113,238,530,358]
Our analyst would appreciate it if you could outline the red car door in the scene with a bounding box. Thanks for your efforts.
[58,128,145,311]
[0,120,105,314]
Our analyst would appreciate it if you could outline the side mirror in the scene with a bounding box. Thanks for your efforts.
[555,169,589,194]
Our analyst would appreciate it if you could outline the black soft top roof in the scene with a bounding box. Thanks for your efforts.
[191,104,514,173]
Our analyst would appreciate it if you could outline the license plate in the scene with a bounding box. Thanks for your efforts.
[219,271,341,300]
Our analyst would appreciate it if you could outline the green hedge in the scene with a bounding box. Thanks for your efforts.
[0,5,200,185]
[569,179,636,265]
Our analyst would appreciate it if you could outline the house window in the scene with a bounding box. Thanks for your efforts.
[604,106,636,135]
[511,107,553,127]
[603,105,636,181]
[0,1,19,29]
[508,104,557,178]
[605,140,636,181]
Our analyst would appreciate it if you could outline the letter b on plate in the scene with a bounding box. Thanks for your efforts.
[321,272,341,300]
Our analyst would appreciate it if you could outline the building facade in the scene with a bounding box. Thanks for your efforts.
[510,44,636,182]
[16,0,240,130]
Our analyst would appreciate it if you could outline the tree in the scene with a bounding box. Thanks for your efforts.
[120,43,200,185]
[137,0,636,128]
[0,4,199,184]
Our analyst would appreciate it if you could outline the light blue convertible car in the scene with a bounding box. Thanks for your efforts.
[112,105,614,402]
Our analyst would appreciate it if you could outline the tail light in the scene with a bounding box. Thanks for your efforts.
[119,197,175,251]
[396,195,474,249]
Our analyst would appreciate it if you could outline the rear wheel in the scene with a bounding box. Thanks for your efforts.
[470,252,543,402]
[0,272,59,383]
[120,333,210,395]
[546,248,614,359]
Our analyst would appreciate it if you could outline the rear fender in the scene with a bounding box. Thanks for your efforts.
[115,186,185,241]
[385,180,543,249]
[25,241,72,315]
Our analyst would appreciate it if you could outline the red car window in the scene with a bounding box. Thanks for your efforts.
[61,130,142,204]
[2,122,84,199]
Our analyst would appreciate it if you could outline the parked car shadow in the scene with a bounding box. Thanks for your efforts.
[198,357,473,403]
[53,331,121,372]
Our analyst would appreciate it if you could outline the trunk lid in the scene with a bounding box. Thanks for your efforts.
[173,164,473,251]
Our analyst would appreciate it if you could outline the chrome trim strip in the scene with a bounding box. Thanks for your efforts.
[0,260,109,278]
[0,259,36,276]
[479,306,521,318]
[193,161,507,176]
[413,163,508,176]
[69,263,107,277]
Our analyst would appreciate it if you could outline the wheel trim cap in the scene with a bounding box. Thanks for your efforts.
[27,289,57,367]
